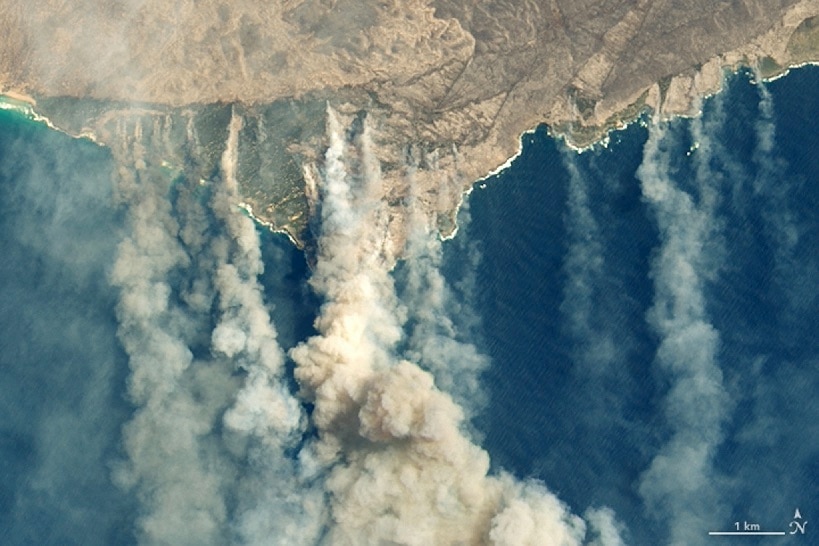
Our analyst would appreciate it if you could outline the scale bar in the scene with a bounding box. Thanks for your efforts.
[708,531,785,537]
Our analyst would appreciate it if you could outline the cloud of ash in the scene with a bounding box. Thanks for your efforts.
[104,102,632,545]
[289,106,589,545]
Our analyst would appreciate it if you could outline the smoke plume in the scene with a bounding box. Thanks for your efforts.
[559,147,617,370]
[636,116,731,545]
[399,159,489,414]
[105,102,630,545]
[109,109,322,545]
[213,109,327,545]
[290,106,588,545]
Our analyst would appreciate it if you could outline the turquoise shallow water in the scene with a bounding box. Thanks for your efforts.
[0,109,134,544]
[0,67,817,545]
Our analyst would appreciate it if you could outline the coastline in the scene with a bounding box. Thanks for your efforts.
[2,60,817,257]
[0,94,103,146]
[446,60,816,240]
[239,202,304,249]
[1,0,817,259]
[759,59,819,82]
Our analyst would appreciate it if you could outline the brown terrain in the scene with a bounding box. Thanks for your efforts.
[2,0,819,250]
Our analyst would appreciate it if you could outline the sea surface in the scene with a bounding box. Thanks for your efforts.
[0,66,817,544]
[458,67,818,544]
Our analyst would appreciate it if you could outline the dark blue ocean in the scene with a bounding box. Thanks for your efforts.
[0,67,817,545]
[460,68,818,544]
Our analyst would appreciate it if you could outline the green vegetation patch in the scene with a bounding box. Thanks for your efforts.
[758,56,784,79]
[236,96,328,244]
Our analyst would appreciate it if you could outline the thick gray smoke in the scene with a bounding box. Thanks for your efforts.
[109,110,322,545]
[289,107,588,545]
[636,116,732,545]
[110,118,235,545]
[106,103,634,545]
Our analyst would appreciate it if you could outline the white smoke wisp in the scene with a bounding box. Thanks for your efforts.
[109,118,237,546]
[559,148,618,370]
[400,161,490,414]
[556,149,630,546]
[290,107,587,545]
[583,507,627,546]
[636,120,731,545]
[110,110,325,545]
[751,79,805,304]
[754,81,777,162]
[211,108,327,545]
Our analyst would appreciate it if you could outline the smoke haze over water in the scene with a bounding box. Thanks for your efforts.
[0,110,134,546]
[289,108,590,545]
[1,68,817,546]
[635,115,731,545]
[71,105,594,545]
